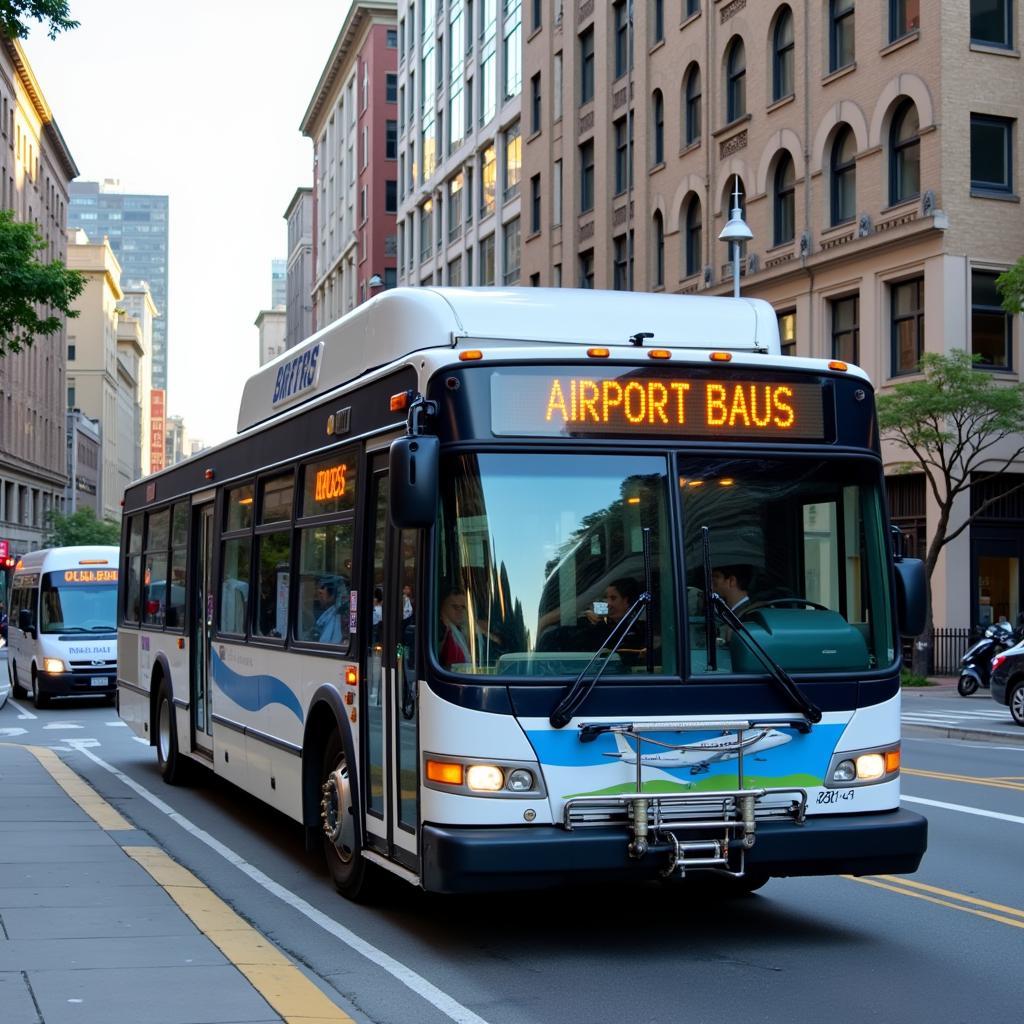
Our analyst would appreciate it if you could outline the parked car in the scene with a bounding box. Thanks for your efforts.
[989,640,1024,727]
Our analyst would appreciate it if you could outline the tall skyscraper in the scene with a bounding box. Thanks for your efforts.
[68,180,169,392]
[271,258,287,308]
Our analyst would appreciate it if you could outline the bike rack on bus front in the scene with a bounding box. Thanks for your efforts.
[563,719,810,878]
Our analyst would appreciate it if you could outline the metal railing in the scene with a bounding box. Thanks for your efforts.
[902,627,974,676]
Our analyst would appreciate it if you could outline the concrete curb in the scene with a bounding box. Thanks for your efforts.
[903,723,1024,747]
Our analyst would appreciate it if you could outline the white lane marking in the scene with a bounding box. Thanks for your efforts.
[132,736,149,745]
[904,737,1024,754]
[64,738,99,747]
[8,699,36,719]
[67,742,492,1024]
[44,722,83,730]
[105,720,128,727]
[902,709,1011,720]
[0,727,28,737]
[903,794,1024,826]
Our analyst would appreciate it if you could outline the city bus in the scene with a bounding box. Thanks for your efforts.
[7,545,119,708]
[117,287,927,898]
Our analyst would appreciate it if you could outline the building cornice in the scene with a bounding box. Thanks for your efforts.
[284,185,313,219]
[300,1,397,137]
[2,35,78,180]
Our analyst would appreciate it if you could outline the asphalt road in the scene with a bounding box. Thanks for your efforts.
[1,653,1021,1024]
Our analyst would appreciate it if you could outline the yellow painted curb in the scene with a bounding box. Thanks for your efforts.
[24,745,132,831]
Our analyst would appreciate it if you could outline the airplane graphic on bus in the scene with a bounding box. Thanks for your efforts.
[603,728,792,775]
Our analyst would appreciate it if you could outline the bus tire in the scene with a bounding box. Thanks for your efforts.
[155,680,189,785]
[32,667,49,709]
[10,660,27,700]
[321,731,378,902]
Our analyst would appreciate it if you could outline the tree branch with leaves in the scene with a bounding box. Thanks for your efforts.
[0,1,77,40]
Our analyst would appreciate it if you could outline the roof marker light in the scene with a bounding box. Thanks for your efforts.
[829,360,849,372]
[389,392,409,412]
[648,349,671,360]
[204,469,215,480]
[587,347,610,358]
[710,351,732,362]
[459,349,483,361]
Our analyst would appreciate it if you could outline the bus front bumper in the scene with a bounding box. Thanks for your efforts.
[420,808,927,894]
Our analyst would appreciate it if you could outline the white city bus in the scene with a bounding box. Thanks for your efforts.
[117,288,927,898]
[7,546,119,708]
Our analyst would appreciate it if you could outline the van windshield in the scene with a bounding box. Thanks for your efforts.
[39,572,118,634]
[435,452,676,677]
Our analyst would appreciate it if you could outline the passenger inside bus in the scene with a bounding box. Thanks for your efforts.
[313,577,344,644]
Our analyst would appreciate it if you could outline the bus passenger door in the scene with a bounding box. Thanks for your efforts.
[191,500,214,756]
[363,453,420,871]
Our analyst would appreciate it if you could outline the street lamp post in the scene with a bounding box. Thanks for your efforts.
[717,176,753,299]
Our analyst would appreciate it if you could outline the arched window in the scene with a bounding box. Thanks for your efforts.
[653,211,665,286]
[773,152,796,245]
[830,126,856,225]
[684,195,702,277]
[889,99,920,205]
[726,38,746,123]
[652,90,665,165]
[684,64,701,146]
[772,7,794,101]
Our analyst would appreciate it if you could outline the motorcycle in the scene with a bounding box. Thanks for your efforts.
[958,619,1021,696]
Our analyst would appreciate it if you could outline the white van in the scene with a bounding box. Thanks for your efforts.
[6,546,119,708]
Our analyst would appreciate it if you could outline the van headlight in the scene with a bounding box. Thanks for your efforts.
[827,745,900,786]
[43,657,66,674]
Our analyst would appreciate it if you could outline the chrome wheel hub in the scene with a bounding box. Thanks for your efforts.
[158,699,171,762]
[321,762,355,863]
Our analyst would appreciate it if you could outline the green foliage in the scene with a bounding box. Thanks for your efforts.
[900,668,933,688]
[997,256,1024,316]
[44,508,121,547]
[0,210,85,357]
[0,1,77,40]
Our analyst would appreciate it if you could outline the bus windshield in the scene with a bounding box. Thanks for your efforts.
[680,455,895,675]
[436,452,677,677]
[39,571,118,634]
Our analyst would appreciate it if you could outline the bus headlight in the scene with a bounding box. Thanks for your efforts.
[43,658,66,674]
[827,744,900,786]
[466,765,504,791]
[506,769,534,792]
[854,753,886,780]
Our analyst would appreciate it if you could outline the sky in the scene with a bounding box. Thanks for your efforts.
[24,0,351,447]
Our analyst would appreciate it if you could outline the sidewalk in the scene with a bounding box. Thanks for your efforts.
[0,743,356,1024]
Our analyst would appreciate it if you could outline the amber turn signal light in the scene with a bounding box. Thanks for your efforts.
[426,760,464,785]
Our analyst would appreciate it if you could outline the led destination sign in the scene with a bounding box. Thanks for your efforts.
[491,370,828,441]
[63,569,118,584]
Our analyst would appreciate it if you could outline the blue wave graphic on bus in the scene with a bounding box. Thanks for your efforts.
[526,724,844,782]
[211,649,303,722]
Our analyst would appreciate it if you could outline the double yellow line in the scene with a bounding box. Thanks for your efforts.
[847,874,1024,930]
[903,767,1024,793]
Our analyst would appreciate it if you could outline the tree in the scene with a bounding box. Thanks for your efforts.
[997,255,1024,316]
[0,210,85,357]
[0,1,77,40]
[878,350,1024,675]
[44,508,121,547]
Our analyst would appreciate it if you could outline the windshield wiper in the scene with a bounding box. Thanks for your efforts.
[90,625,116,631]
[701,525,822,725]
[550,529,653,728]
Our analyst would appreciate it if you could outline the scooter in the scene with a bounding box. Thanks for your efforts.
[958,619,1020,696]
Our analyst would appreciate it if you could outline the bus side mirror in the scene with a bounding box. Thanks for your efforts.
[389,434,439,528]
[894,557,926,637]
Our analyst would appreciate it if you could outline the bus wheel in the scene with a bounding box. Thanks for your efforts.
[321,732,377,902]
[10,660,27,700]
[156,681,189,785]
[31,668,49,709]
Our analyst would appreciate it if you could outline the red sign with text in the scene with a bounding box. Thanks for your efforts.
[150,389,166,473]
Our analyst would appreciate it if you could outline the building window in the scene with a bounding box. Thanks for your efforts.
[972,269,1013,368]
[683,195,702,278]
[891,277,924,376]
[971,0,1012,48]
[530,272,540,287]
[778,310,796,355]
[67,343,76,361]
[386,120,398,160]
[553,159,563,225]
[830,294,859,363]
[651,90,664,166]
[384,268,397,289]
[579,248,594,288]
[614,0,631,78]
[530,72,542,133]
[449,173,464,239]
[889,99,920,205]
[614,117,632,195]
[481,144,497,215]
[553,51,563,121]
[530,174,541,233]
[448,255,462,286]
[532,0,542,32]
[725,37,745,123]
[504,122,522,200]
[385,180,398,213]
[386,73,398,103]
[387,28,398,47]
[889,0,920,42]
[503,217,521,283]
[686,0,700,15]
[773,152,795,245]
[580,139,595,212]
[830,125,856,224]
[684,64,701,145]
[481,233,495,285]
[67,380,75,408]
[579,27,595,104]
[420,200,433,260]
[829,0,855,72]
[613,234,629,290]
[652,212,664,287]
[773,7,794,101]
[652,0,664,44]
[971,114,1014,195]
[504,7,522,99]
